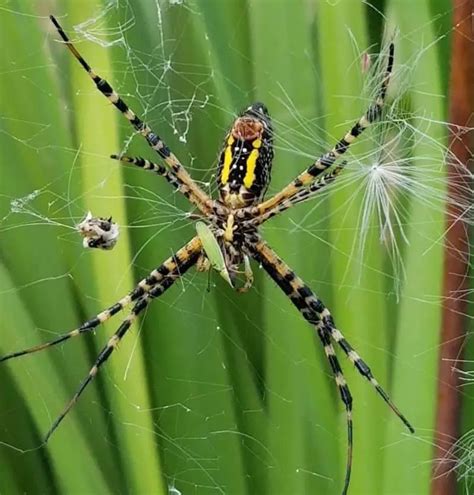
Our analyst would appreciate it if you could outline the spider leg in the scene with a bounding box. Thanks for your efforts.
[247,162,347,227]
[42,240,201,443]
[110,154,214,212]
[0,237,202,363]
[43,296,150,444]
[110,154,183,190]
[236,255,254,293]
[253,44,394,217]
[318,327,353,495]
[49,16,213,216]
[248,236,413,431]
[320,313,415,434]
[247,236,413,492]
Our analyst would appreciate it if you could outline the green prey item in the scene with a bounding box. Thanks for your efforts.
[195,221,233,287]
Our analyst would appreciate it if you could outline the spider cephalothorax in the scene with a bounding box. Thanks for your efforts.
[217,102,274,208]
[1,18,412,495]
[196,203,259,291]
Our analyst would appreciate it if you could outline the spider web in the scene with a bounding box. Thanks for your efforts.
[0,1,472,494]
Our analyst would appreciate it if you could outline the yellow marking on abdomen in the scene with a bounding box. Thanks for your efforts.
[220,135,235,184]
[243,138,262,188]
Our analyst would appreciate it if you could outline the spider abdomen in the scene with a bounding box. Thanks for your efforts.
[217,103,274,208]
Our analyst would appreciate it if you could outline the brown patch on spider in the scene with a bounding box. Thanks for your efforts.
[231,117,263,141]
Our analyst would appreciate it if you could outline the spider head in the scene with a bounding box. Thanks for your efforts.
[217,102,274,208]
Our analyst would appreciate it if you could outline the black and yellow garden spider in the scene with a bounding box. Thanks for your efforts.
[0,16,415,495]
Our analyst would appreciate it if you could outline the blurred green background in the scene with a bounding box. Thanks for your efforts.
[0,1,471,494]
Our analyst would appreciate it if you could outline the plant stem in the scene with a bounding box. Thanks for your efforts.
[431,1,474,493]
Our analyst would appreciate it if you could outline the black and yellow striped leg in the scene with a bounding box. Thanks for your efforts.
[317,326,353,495]
[0,293,133,363]
[247,236,413,494]
[110,154,206,206]
[49,16,213,216]
[0,237,203,364]
[320,312,414,434]
[247,237,354,493]
[110,155,177,183]
[254,44,394,217]
[43,297,149,444]
[42,239,201,443]
[248,237,414,431]
[247,162,347,227]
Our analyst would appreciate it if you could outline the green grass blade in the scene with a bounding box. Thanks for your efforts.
[58,2,166,493]
[0,7,115,493]
[0,262,111,493]
[382,1,446,492]
[248,1,341,493]
[315,5,393,494]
